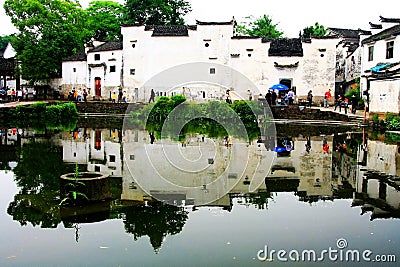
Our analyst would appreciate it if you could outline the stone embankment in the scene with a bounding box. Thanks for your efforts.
[0,100,365,123]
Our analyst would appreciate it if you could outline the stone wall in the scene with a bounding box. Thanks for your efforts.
[75,102,143,114]
[270,105,351,121]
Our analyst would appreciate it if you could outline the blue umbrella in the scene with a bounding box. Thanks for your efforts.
[274,146,286,153]
[270,84,289,90]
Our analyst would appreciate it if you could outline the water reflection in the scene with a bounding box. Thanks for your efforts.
[2,124,400,254]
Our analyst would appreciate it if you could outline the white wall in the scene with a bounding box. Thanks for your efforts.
[122,24,338,102]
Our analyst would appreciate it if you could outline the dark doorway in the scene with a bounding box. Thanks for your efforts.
[279,79,292,89]
[95,77,101,97]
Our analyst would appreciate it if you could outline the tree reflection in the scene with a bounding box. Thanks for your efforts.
[121,201,188,252]
[7,141,76,227]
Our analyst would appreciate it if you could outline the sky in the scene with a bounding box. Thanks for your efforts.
[1,0,400,37]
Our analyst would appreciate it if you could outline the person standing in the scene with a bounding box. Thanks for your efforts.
[307,90,313,108]
[7,88,11,102]
[33,88,37,100]
[247,89,253,101]
[271,90,277,106]
[343,97,349,114]
[111,91,117,103]
[265,90,272,106]
[334,95,342,112]
[350,94,357,114]
[149,132,155,144]
[149,89,155,103]
[83,89,88,103]
[288,89,295,105]
[324,89,332,108]
[118,87,123,103]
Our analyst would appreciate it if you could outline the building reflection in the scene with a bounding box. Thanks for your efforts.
[5,125,400,250]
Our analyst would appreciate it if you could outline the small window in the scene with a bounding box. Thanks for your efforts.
[368,46,374,61]
[386,41,394,59]
[205,43,210,47]
[132,43,136,48]
[110,66,116,72]
[130,69,135,75]
[95,166,100,172]
[73,68,76,72]
[248,54,252,57]
[210,68,216,74]
[94,54,100,61]
[109,155,116,162]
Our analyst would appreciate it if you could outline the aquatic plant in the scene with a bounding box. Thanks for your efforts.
[60,164,88,206]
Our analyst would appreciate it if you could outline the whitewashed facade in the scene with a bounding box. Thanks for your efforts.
[60,21,344,103]
[121,21,338,103]
[360,17,400,114]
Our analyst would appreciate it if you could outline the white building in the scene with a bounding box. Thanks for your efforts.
[62,20,350,103]
[360,16,400,114]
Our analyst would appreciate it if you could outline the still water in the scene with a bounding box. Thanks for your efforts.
[1,122,400,266]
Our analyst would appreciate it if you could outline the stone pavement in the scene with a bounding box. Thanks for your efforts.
[0,101,45,108]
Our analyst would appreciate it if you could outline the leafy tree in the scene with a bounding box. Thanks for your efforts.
[4,0,90,83]
[0,35,13,51]
[236,15,284,39]
[123,0,192,25]
[301,22,327,38]
[86,1,125,41]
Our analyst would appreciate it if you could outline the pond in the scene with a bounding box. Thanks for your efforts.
[0,121,399,266]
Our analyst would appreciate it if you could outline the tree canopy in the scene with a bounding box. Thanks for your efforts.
[0,35,13,51]
[301,22,327,38]
[86,1,125,41]
[236,15,284,39]
[123,0,192,25]
[4,0,90,83]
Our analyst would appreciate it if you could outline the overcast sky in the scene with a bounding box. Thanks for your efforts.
[1,0,399,37]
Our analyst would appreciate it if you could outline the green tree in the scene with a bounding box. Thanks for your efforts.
[4,0,89,83]
[86,1,124,41]
[236,15,284,39]
[123,0,192,25]
[301,22,327,38]
[0,35,13,51]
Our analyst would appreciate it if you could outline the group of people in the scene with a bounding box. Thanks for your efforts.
[112,87,129,103]
[0,87,37,102]
[333,94,358,114]
[68,88,88,102]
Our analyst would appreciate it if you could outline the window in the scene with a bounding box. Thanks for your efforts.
[386,41,394,59]
[210,68,216,74]
[205,43,210,47]
[73,68,76,72]
[94,54,100,61]
[368,46,374,61]
[110,65,116,72]
[132,43,136,48]
[109,155,116,162]
[130,69,135,75]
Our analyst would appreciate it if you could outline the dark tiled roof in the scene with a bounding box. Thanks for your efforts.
[379,16,400,23]
[362,24,400,44]
[63,50,87,61]
[369,22,382,29]
[89,41,123,52]
[268,38,303,57]
[152,25,188,36]
[196,20,234,26]
[327,28,371,39]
